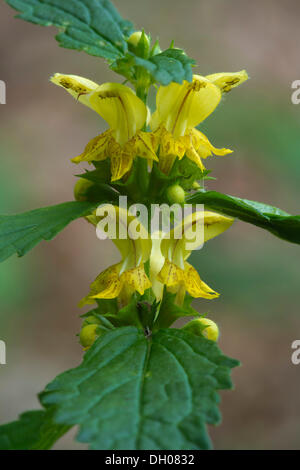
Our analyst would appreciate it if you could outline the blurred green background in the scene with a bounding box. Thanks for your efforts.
[0,0,299,449]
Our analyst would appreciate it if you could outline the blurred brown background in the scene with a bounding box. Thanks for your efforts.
[0,0,299,450]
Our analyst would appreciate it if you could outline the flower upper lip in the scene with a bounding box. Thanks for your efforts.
[149,70,248,174]
[51,73,157,181]
[51,74,148,146]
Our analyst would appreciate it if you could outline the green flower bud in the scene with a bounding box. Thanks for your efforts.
[183,318,219,342]
[166,184,185,204]
[79,324,99,348]
[128,31,150,48]
[82,315,101,328]
[127,31,150,58]
[73,178,94,202]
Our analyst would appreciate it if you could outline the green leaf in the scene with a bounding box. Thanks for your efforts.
[40,326,238,450]
[0,200,98,262]
[5,0,133,60]
[6,1,195,86]
[135,48,195,85]
[187,190,300,245]
[0,409,70,450]
[113,48,195,86]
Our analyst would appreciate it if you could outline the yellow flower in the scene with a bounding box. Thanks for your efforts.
[79,205,152,307]
[150,71,248,173]
[151,210,234,304]
[51,74,158,181]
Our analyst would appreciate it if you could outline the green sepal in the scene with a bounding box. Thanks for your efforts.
[148,159,210,204]
[74,180,120,203]
[112,158,150,204]
[78,159,113,186]
[154,291,199,330]
[92,295,143,329]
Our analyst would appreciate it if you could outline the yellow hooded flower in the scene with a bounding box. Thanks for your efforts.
[51,74,158,181]
[150,71,248,174]
[151,210,234,304]
[79,205,152,307]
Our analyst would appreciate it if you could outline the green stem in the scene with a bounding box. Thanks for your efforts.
[135,67,149,106]
[133,79,151,199]
[136,84,148,105]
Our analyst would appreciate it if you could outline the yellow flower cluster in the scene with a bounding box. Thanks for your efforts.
[50,70,247,320]
[77,205,233,308]
[51,70,248,179]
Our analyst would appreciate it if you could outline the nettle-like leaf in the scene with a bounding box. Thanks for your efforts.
[0,200,99,262]
[188,190,300,245]
[112,48,195,86]
[5,0,133,60]
[0,409,69,450]
[131,48,195,86]
[40,327,238,450]
[5,0,195,86]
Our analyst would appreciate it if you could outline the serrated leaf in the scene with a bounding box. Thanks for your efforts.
[114,48,196,86]
[187,190,300,245]
[5,0,133,60]
[0,409,69,450]
[145,48,195,85]
[40,326,238,450]
[0,201,98,262]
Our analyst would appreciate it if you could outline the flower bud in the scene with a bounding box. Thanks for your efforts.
[73,178,94,202]
[166,184,185,204]
[127,31,150,58]
[79,324,99,348]
[128,31,150,48]
[183,318,219,342]
[82,315,101,328]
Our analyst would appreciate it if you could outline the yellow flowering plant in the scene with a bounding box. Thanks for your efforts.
[0,0,299,452]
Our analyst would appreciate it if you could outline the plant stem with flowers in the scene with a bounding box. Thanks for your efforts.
[0,0,299,451]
